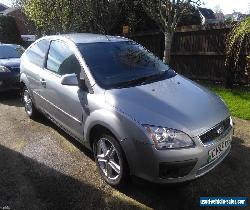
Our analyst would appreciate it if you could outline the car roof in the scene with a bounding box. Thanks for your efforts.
[46,33,129,44]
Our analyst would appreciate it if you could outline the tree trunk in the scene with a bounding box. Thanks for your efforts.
[224,59,234,89]
[163,32,173,64]
[224,66,234,89]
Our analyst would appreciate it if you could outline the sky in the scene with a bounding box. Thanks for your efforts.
[203,0,249,14]
[1,0,12,7]
[1,0,250,14]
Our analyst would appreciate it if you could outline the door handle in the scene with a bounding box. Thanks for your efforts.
[40,79,46,88]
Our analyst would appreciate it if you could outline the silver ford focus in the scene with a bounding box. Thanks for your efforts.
[20,33,233,186]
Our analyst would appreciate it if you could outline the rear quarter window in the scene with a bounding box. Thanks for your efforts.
[26,39,50,68]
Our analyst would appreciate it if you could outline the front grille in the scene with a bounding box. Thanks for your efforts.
[199,118,231,144]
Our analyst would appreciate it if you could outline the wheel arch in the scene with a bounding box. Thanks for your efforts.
[86,119,126,151]
[87,121,132,177]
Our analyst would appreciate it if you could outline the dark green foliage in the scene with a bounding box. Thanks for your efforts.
[122,1,159,34]
[178,6,201,26]
[0,16,22,44]
[120,1,201,34]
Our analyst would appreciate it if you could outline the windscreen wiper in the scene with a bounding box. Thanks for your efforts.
[114,77,147,88]
[114,74,159,88]
[139,70,171,85]
[114,69,172,89]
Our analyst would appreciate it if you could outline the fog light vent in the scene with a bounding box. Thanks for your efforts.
[159,159,197,179]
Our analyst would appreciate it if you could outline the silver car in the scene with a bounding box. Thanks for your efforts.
[20,34,233,186]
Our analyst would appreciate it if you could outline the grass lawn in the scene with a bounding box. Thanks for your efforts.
[209,86,250,120]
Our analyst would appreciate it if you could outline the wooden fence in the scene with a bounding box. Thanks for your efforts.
[130,26,249,85]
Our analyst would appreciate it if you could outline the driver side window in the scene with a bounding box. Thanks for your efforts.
[46,40,81,76]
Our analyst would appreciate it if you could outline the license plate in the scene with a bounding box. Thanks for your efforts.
[208,140,231,163]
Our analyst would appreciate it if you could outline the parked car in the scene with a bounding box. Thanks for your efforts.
[0,44,25,91]
[20,34,233,186]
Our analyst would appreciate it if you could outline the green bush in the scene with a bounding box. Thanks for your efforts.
[0,16,22,44]
[225,17,250,87]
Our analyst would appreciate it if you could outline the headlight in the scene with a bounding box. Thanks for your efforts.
[144,125,194,150]
[0,66,11,73]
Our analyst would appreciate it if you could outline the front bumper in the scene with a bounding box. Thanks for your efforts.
[130,126,233,184]
[0,72,20,92]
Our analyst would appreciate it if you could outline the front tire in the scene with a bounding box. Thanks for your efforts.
[94,134,128,187]
[22,86,39,119]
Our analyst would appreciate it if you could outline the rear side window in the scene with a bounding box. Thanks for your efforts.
[26,39,50,68]
[46,40,81,76]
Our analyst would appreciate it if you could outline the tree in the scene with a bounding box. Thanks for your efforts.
[14,0,91,35]
[122,0,159,34]
[177,4,201,26]
[0,16,22,44]
[225,17,234,24]
[141,0,201,63]
[88,0,124,34]
[122,1,201,34]
[14,0,124,35]
[214,5,222,13]
[225,17,250,88]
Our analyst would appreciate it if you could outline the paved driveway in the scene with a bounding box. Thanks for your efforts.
[0,91,249,210]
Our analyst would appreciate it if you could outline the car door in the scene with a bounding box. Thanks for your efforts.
[24,39,50,109]
[39,40,88,141]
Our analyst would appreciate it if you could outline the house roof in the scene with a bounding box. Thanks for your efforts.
[0,3,8,12]
[198,7,216,19]
[215,13,225,19]
[1,7,19,15]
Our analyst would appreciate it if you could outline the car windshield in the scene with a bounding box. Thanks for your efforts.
[0,45,25,59]
[77,41,176,89]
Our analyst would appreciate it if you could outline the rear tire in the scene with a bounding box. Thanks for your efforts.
[94,133,129,187]
[22,86,39,119]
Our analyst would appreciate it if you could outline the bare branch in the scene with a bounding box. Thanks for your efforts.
[140,0,201,62]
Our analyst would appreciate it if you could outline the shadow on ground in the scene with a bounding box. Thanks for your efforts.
[0,145,143,210]
[0,90,22,107]
[33,114,95,161]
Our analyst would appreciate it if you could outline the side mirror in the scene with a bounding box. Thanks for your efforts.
[61,73,78,86]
